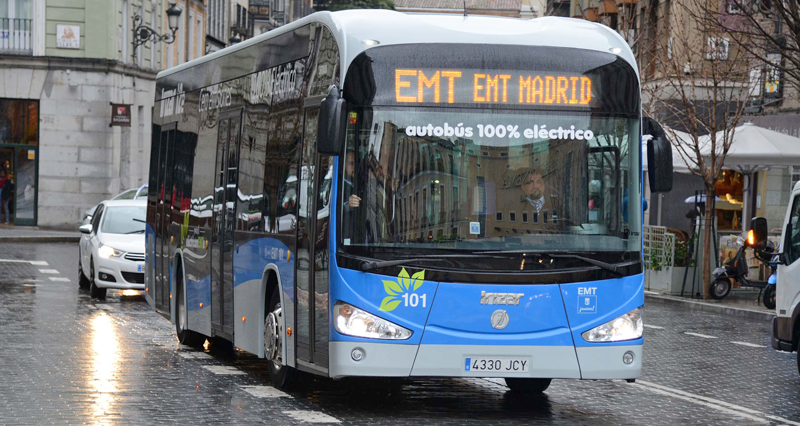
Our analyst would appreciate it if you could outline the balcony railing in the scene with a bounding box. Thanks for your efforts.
[0,18,33,55]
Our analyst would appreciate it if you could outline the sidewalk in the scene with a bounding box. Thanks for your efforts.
[645,290,775,321]
[0,225,81,243]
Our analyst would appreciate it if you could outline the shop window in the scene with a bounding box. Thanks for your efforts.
[715,170,744,230]
[0,99,38,145]
[791,166,800,189]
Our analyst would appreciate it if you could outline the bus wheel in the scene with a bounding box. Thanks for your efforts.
[710,279,731,300]
[505,378,552,394]
[265,290,294,389]
[175,270,205,347]
[89,258,107,300]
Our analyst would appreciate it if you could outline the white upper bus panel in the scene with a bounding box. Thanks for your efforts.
[156,10,638,88]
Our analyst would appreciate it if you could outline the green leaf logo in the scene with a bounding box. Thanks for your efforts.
[378,267,425,312]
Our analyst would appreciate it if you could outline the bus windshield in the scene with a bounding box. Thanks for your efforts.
[338,107,640,257]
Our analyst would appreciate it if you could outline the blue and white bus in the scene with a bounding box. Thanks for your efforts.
[146,10,673,393]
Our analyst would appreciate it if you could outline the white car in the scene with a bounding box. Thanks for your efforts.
[78,199,146,299]
[82,185,148,225]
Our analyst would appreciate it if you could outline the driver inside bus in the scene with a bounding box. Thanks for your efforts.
[343,150,361,212]
[520,168,550,214]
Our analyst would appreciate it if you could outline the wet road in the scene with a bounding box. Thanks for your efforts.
[1,242,799,425]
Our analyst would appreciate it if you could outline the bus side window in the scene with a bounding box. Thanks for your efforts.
[238,115,266,232]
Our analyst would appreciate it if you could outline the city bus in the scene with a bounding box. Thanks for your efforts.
[146,10,673,393]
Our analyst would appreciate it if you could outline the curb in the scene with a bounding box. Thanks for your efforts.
[645,293,775,321]
[0,236,81,243]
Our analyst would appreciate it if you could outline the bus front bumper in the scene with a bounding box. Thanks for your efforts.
[329,341,641,380]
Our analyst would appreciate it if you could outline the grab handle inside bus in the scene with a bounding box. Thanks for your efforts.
[643,117,673,193]
[318,85,347,155]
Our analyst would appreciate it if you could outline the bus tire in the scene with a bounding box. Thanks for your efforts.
[175,265,205,347]
[762,286,776,310]
[710,279,731,300]
[89,258,107,300]
[265,290,294,389]
[504,378,551,394]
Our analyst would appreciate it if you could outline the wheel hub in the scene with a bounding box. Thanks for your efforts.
[264,305,283,368]
[177,291,185,331]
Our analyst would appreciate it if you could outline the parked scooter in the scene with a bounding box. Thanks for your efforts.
[764,270,777,309]
[710,237,776,303]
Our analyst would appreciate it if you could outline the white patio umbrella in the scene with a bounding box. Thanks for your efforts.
[698,122,800,171]
[698,122,800,231]
[684,194,721,204]
[642,127,695,174]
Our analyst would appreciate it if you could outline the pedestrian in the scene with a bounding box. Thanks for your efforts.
[0,169,13,225]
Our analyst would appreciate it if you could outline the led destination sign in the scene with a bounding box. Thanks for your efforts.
[394,69,593,107]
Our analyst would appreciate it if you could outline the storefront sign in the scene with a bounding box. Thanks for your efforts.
[110,104,131,127]
[764,53,783,99]
[56,25,80,49]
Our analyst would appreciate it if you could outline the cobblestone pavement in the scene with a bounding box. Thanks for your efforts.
[1,242,798,425]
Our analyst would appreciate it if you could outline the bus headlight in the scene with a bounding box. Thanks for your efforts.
[582,307,643,342]
[334,301,412,340]
[98,244,123,259]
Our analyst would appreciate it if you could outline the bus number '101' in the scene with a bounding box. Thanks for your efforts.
[401,293,426,307]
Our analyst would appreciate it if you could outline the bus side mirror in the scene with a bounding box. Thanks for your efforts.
[318,86,346,156]
[643,117,673,193]
[749,217,768,249]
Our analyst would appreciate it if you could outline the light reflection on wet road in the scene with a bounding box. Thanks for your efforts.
[0,242,798,425]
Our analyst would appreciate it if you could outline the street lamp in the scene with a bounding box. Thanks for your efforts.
[132,3,182,62]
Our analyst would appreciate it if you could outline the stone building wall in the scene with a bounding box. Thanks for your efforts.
[0,56,156,228]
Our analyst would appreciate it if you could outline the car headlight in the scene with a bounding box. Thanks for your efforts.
[98,244,123,259]
[582,307,643,342]
[334,301,412,340]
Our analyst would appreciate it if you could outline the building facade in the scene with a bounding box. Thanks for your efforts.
[249,0,312,36]
[0,0,207,228]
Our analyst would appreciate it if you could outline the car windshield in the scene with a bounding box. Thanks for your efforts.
[338,107,640,256]
[101,206,146,234]
[113,189,137,200]
[135,186,148,199]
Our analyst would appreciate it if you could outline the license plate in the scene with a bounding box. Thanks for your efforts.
[137,264,143,272]
[464,357,529,373]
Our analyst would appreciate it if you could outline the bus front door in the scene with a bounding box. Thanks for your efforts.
[295,108,330,370]
[211,110,242,339]
[155,125,176,313]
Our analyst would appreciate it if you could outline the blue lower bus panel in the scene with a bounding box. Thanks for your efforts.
[329,265,643,380]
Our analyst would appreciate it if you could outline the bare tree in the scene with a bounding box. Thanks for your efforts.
[640,0,754,299]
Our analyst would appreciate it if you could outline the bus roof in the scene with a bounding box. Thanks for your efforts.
[157,11,638,85]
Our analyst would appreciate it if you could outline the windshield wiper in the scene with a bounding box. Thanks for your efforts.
[547,254,623,276]
[125,230,145,234]
[478,250,624,276]
[360,258,446,272]
[358,253,488,272]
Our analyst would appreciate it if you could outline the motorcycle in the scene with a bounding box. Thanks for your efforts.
[710,237,777,307]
